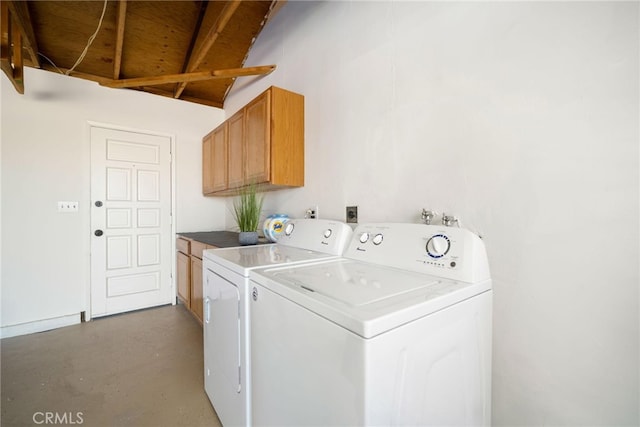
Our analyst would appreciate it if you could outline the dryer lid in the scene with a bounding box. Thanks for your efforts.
[203,244,339,276]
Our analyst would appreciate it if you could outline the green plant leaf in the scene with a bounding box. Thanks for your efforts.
[232,183,264,232]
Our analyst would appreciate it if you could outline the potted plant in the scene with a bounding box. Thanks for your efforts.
[232,183,264,245]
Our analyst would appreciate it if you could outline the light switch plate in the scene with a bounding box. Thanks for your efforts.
[58,201,79,212]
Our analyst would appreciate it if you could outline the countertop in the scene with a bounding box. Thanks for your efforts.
[177,231,269,248]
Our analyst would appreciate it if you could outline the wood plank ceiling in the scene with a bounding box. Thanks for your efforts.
[2,0,281,108]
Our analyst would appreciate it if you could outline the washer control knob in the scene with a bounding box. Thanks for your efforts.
[426,234,450,258]
[359,232,370,243]
[323,229,332,239]
[284,223,295,236]
[372,233,384,245]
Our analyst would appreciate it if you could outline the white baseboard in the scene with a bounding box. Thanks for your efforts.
[1,314,81,339]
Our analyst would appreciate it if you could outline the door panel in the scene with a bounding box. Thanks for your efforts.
[91,126,172,317]
[107,272,160,297]
[106,168,131,200]
[106,235,131,269]
[204,268,243,426]
[106,208,131,228]
[137,170,160,201]
[137,209,160,228]
[137,234,160,266]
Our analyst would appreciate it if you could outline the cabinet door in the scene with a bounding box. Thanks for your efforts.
[177,251,191,307]
[244,90,271,184]
[202,132,214,194]
[203,125,228,194]
[227,110,245,189]
[191,256,204,324]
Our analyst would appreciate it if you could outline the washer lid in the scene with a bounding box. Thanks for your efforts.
[251,258,491,338]
[267,260,438,307]
[203,244,340,276]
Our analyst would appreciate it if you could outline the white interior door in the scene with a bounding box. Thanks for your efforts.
[90,125,173,317]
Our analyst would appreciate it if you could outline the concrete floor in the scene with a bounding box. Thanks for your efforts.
[1,305,221,427]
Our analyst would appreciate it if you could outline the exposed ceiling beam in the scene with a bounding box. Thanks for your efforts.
[264,0,287,27]
[113,0,127,80]
[1,1,24,93]
[180,0,209,75]
[4,1,39,68]
[101,65,276,88]
[174,0,242,99]
[39,63,113,85]
[140,86,224,109]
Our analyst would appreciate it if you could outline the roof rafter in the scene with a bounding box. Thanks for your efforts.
[174,0,242,100]
[4,0,39,67]
[102,65,276,88]
[112,0,127,80]
[179,0,209,75]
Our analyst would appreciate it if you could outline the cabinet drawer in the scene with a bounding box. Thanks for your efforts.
[191,240,214,259]
[177,237,191,254]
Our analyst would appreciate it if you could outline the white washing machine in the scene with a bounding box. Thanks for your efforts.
[202,219,353,427]
[249,223,493,426]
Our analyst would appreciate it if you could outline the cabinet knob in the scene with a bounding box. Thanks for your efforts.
[95,201,103,207]
[94,229,103,237]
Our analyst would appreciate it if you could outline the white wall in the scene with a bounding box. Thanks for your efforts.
[1,68,225,332]
[225,1,639,425]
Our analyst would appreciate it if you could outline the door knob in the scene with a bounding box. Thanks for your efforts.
[94,229,103,237]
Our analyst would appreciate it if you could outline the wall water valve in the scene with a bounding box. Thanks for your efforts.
[421,209,437,225]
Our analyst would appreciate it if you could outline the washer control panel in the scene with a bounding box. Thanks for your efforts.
[277,218,353,255]
[346,223,489,283]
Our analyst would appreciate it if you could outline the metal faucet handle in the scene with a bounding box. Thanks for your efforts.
[441,213,460,227]
[421,209,437,225]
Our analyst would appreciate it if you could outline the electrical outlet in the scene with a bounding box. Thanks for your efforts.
[58,201,79,212]
[346,206,358,224]
[306,206,319,219]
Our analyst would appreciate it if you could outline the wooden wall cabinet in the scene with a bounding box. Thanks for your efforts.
[176,237,215,325]
[203,125,228,194]
[227,110,245,189]
[203,86,304,196]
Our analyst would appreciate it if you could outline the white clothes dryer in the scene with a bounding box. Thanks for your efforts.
[249,223,492,426]
[201,219,352,427]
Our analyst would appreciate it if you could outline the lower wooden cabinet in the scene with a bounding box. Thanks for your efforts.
[176,236,215,325]
[176,251,191,307]
[191,256,203,323]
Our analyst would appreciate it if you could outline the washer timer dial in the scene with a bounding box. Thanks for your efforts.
[426,234,451,258]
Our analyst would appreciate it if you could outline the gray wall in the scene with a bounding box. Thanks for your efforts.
[224,1,639,424]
